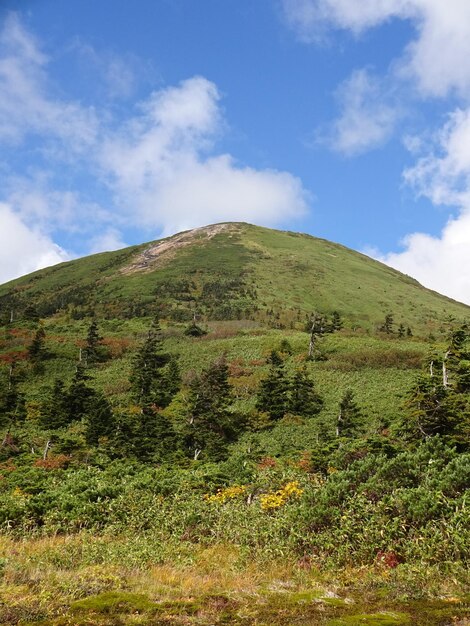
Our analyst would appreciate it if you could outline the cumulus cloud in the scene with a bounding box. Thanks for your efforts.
[0,13,98,148]
[324,69,401,156]
[378,213,470,305]
[403,108,470,208]
[99,76,309,233]
[5,174,114,234]
[88,228,128,254]
[283,0,470,303]
[282,0,414,42]
[0,203,69,284]
[282,0,470,99]
[0,14,311,281]
[375,106,470,305]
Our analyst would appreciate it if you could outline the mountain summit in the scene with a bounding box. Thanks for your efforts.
[1,222,468,330]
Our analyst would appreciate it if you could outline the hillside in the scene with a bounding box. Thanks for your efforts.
[1,222,468,331]
[0,223,469,625]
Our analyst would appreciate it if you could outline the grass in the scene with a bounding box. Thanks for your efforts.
[1,223,469,331]
[0,535,468,625]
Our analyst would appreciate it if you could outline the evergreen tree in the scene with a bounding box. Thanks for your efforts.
[331,311,343,331]
[380,314,394,334]
[267,349,283,366]
[401,375,456,441]
[397,323,406,338]
[39,379,69,429]
[185,356,241,460]
[184,322,207,337]
[289,368,323,417]
[279,338,293,355]
[336,389,363,438]
[130,318,172,407]
[28,326,47,363]
[256,360,290,421]
[133,404,177,462]
[84,319,104,364]
[164,357,181,402]
[65,364,96,423]
[406,327,413,337]
[0,372,26,426]
[84,392,115,445]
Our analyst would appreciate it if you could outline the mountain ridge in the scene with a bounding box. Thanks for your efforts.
[1,222,468,332]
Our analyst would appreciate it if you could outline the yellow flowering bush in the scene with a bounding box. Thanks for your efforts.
[11,487,29,499]
[204,485,247,504]
[260,481,303,511]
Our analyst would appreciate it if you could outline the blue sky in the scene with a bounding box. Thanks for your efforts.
[1,1,470,304]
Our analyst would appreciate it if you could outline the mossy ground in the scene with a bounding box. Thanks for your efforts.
[1,536,468,626]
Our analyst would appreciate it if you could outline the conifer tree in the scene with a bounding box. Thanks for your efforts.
[331,311,343,331]
[28,326,47,364]
[397,323,406,338]
[84,392,115,445]
[256,359,290,421]
[39,379,69,429]
[84,319,104,364]
[134,404,177,462]
[380,314,394,334]
[66,364,96,422]
[401,375,456,441]
[336,389,363,438]
[130,318,172,407]
[185,356,241,460]
[289,368,323,417]
[0,369,26,426]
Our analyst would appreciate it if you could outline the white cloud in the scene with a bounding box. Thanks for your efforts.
[0,13,97,147]
[325,69,401,156]
[283,1,470,302]
[404,108,470,208]
[88,228,128,254]
[282,0,414,42]
[71,40,155,100]
[376,107,470,304]
[282,0,470,99]
[0,203,69,284]
[5,174,114,234]
[378,213,470,305]
[99,76,309,233]
[0,15,311,280]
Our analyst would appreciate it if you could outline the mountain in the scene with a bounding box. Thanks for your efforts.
[1,223,470,622]
[1,222,469,331]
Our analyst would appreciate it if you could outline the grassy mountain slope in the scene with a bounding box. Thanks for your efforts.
[1,223,469,624]
[1,222,468,331]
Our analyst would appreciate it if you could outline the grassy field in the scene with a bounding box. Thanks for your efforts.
[1,534,469,625]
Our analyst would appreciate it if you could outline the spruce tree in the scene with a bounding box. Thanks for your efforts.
[66,364,96,423]
[397,323,406,338]
[185,356,241,460]
[39,379,69,429]
[256,360,290,421]
[84,392,115,445]
[289,368,323,417]
[28,326,46,364]
[336,389,363,438]
[84,319,104,364]
[331,311,343,331]
[130,318,172,407]
[401,375,456,441]
[380,314,394,334]
[134,404,177,462]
